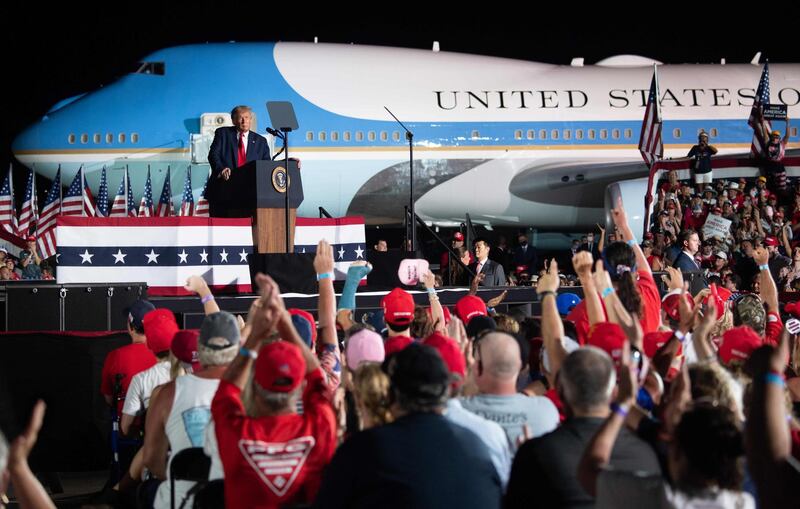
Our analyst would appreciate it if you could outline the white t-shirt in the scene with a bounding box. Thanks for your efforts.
[122,360,170,416]
[458,393,559,449]
[596,468,755,509]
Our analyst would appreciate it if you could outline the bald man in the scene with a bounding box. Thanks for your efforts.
[459,332,559,448]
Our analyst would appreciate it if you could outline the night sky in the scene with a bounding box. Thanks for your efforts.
[3,5,798,174]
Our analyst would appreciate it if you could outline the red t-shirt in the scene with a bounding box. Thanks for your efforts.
[764,311,783,347]
[212,369,337,508]
[566,270,661,345]
[100,342,157,413]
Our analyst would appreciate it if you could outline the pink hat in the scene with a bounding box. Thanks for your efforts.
[346,329,385,369]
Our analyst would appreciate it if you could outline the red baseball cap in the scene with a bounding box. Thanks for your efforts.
[455,295,487,324]
[587,322,625,368]
[384,335,413,357]
[143,309,179,355]
[171,330,200,372]
[719,326,762,365]
[423,331,466,387]
[453,232,464,241]
[643,331,682,359]
[288,308,317,346]
[764,236,779,247]
[662,293,694,322]
[254,341,306,393]
[381,288,415,326]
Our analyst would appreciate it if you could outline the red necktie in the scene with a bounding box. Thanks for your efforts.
[237,132,246,167]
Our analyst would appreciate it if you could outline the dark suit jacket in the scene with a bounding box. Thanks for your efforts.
[206,126,271,214]
[512,244,537,272]
[470,258,506,287]
[673,251,708,293]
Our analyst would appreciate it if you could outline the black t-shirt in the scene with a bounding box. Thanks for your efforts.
[505,417,661,509]
[688,145,714,173]
[315,412,502,509]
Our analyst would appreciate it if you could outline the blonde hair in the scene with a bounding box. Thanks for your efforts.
[493,314,520,335]
[168,351,189,380]
[352,363,393,429]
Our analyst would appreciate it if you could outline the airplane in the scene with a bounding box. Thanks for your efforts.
[11,42,800,237]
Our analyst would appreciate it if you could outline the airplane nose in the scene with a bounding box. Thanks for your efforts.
[12,121,43,157]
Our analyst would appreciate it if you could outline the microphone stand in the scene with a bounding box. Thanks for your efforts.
[384,107,415,253]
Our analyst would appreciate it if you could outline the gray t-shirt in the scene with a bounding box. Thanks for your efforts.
[459,393,559,449]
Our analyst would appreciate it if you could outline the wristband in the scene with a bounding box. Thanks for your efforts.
[538,290,556,301]
[200,294,214,304]
[626,239,637,247]
[316,272,334,281]
[610,402,629,418]
[673,330,686,342]
[239,347,258,360]
[765,371,785,386]
[487,307,496,314]
[427,287,437,295]
[601,287,615,298]
[759,264,769,271]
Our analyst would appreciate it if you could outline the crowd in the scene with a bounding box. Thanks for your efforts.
[5,131,800,507]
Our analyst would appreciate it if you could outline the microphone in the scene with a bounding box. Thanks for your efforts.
[265,127,282,137]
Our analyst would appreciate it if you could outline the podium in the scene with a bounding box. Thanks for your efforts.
[211,160,304,253]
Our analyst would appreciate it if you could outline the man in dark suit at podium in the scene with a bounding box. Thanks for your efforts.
[207,105,272,217]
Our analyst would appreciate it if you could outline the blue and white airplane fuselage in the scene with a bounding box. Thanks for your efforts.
[12,42,799,229]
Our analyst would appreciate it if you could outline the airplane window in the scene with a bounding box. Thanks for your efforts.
[393,131,401,141]
[588,129,596,140]
[356,132,364,141]
[68,134,76,144]
[624,129,632,139]
[344,131,352,141]
[118,133,126,143]
[792,128,798,137]
[131,133,139,143]
[106,133,113,144]
[539,129,547,140]
[673,128,682,139]
[600,129,608,140]
[471,130,480,139]
[514,130,522,140]
[81,134,88,144]
[551,130,559,140]
[131,62,165,75]
[527,130,535,140]
[319,132,327,142]
[563,130,572,140]
[93,134,101,144]
[306,132,314,142]
[380,131,388,141]
[710,128,718,137]
[331,132,339,142]
[368,131,376,141]
[612,129,620,140]
[576,130,584,140]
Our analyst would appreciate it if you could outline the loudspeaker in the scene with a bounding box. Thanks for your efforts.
[5,284,61,331]
[249,253,317,294]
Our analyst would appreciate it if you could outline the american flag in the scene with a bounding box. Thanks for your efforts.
[138,167,154,217]
[36,166,61,259]
[62,167,96,217]
[0,165,17,236]
[638,66,663,167]
[195,170,210,217]
[179,167,194,216]
[18,167,37,236]
[156,167,174,217]
[748,62,771,157]
[96,166,110,217]
[110,168,137,217]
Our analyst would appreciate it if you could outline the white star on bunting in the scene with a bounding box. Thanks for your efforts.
[220,249,229,263]
[145,249,160,264]
[354,245,364,259]
[199,249,209,263]
[79,249,94,264]
[338,246,345,260]
[112,249,127,264]
[239,249,249,263]
[178,249,189,264]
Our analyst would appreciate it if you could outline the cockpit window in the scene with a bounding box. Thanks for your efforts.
[131,62,165,75]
